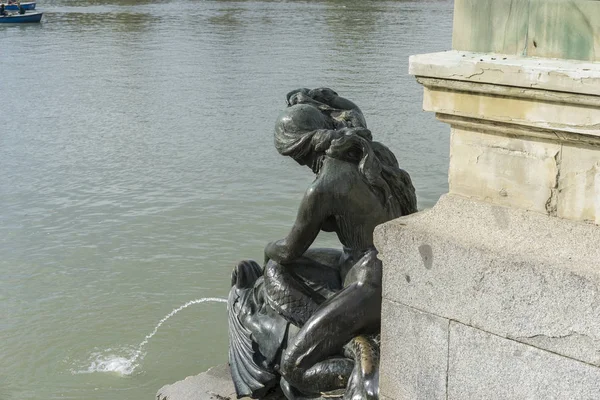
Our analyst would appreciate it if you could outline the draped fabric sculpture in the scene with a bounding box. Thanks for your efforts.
[228,88,417,400]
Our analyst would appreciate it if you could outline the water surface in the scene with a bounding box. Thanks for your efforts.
[0,1,453,398]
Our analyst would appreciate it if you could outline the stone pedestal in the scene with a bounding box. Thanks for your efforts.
[376,0,600,399]
[375,195,600,399]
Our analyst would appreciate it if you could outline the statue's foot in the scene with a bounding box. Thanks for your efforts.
[231,260,262,289]
[343,335,380,400]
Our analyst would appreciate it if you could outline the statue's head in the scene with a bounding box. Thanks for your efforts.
[285,87,338,107]
[276,88,369,173]
[274,88,417,216]
[306,87,338,104]
[274,104,333,172]
[275,110,372,174]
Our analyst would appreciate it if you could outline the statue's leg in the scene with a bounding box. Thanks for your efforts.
[279,280,381,395]
[282,248,344,299]
[280,362,352,400]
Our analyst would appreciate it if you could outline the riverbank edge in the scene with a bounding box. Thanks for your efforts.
[156,364,285,400]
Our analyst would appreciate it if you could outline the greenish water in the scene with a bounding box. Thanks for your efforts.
[0,1,453,399]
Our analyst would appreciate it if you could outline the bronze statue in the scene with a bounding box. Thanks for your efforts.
[228,88,417,400]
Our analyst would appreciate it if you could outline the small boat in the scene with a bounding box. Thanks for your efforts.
[0,11,42,22]
[2,1,36,11]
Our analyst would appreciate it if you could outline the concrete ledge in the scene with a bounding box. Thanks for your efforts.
[156,364,284,400]
[409,50,600,97]
[374,194,600,366]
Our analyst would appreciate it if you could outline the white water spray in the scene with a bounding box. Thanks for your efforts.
[76,297,227,376]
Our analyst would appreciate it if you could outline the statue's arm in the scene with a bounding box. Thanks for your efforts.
[264,186,330,265]
[286,88,361,113]
[307,88,362,112]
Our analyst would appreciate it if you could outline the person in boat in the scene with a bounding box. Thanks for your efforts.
[228,88,417,399]
[0,4,6,16]
[18,2,25,14]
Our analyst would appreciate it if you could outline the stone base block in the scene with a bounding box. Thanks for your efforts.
[380,300,449,400]
[449,322,600,399]
[374,194,600,400]
[379,300,600,400]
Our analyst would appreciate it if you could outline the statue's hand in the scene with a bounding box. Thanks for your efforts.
[339,126,371,139]
[308,87,338,104]
[286,88,310,106]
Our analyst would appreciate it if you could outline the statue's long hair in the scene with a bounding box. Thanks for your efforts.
[274,106,417,218]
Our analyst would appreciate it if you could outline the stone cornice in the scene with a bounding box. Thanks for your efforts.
[409,50,600,97]
[410,50,600,223]
[409,51,600,144]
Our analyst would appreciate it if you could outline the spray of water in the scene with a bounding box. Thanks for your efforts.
[76,297,227,376]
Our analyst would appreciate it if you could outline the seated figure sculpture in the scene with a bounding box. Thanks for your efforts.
[228,88,417,400]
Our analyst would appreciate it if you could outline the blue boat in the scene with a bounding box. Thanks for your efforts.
[2,1,36,11]
[0,11,42,22]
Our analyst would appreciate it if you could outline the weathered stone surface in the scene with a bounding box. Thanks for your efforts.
[410,50,600,224]
[156,364,285,400]
[379,300,448,400]
[452,0,600,61]
[420,81,600,137]
[375,194,600,367]
[409,51,600,98]
[448,322,600,399]
[558,144,600,224]
[448,127,559,213]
